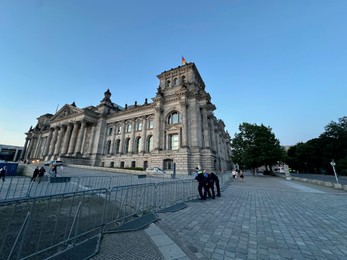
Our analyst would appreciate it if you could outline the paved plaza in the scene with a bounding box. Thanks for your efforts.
[93,173,347,260]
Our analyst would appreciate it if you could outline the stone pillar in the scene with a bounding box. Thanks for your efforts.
[43,129,53,157]
[62,123,73,154]
[129,119,135,153]
[75,121,86,154]
[189,100,202,148]
[201,108,210,149]
[26,139,33,158]
[154,107,162,151]
[48,127,59,156]
[110,122,116,154]
[68,122,79,154]
[54,126,64,155]
[140,117,147,153]
[81,124,88,154]
[88,124,96,155]
[120,121,125,154]
[21,138,29,160]
[180,101,188,148]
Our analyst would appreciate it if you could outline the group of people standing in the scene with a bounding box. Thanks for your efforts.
[31,166,46,183]
[232,169,244,180]
[194,166,221,200]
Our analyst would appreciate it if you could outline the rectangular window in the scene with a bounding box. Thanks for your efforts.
[148,120,154,129]
[170,134,179,150]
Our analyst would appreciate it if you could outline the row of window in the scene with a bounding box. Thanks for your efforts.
[107,112,182,136]
[106,136,153,154]
[106,133,180,154]
[166,76,185,87]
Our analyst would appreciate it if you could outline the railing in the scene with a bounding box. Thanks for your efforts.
[0,174,182,201]
[0,172,231,259]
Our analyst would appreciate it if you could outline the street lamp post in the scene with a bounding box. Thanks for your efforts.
[330,159,339,184]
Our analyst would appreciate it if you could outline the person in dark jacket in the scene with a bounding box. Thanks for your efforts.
[31,167,39,182]
[194,167,207,200]
[38,167,46,183]
[210,172,221,197]
[205,171,215,199]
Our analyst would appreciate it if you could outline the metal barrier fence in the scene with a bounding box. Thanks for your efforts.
[0,172,231,259]
[0,174,187,201]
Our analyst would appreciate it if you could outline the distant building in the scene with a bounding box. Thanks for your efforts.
[0,144,23,162]
[22,63,232,173]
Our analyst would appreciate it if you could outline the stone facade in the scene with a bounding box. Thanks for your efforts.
[22,63,232,174]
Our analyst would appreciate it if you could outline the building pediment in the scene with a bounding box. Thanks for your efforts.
[50,104,84,122]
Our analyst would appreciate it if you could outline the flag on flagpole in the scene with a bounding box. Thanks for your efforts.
[181,56,187,65]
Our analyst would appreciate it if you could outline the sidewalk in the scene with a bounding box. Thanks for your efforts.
[93,174,347,259]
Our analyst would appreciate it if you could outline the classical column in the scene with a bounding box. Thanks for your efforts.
[75,121,86,154]
[140,116,147,153]
[80,124,88,154]
[48,127,58,156]
[202,108,210,149]
[189,100,202,148]
[129,119,135,153]
[120,121,125,154]
[21,138,29,160]
[26,139,34,159]
[154,107,162,151]
[68,122,79,154]
[62,123,73,154]
[43,128,53,157]
[88,124,96,155]
[110,122,116,154]
[180,101,188,147]
[54,126,64,155]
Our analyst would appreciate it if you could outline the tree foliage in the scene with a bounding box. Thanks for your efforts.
[286,116,347,175]
[231,123,286,171]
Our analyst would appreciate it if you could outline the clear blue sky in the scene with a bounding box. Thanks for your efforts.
[1,0,347,147]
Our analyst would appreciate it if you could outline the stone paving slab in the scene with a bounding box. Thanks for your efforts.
[90,174,347,259]
[157,175,347,259]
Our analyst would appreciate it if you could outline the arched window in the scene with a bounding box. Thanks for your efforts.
[174,78,179,85]
[167,112,181,124]
[108,127,113,135]
[115,139,121,154]
[106,140,111,154]
[125,138,130,153]
[147,136,153,152]
[166,80,171,87]
[181,75,185,83]
[135,137,141,154]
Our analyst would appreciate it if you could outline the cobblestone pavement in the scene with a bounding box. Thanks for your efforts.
[90,230,164,260]
[89,174,347,259]
[155,174,347,260]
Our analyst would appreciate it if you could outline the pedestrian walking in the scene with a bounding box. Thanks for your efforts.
[0,166,6,181]
[239,169,244,181]
[31,166,39,182]
[205,171,215,199]
[38,166,46,183]
[210,172,221,197]
[232,169,237,179]
[51,164,57,177]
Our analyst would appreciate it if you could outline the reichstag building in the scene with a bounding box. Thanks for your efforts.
[22,63,232,174]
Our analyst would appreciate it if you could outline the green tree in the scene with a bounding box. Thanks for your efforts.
[231,123,285,172]
[286,116,347,175]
